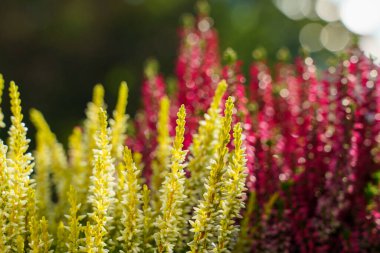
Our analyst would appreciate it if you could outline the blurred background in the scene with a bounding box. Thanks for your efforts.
[0,0,379,143]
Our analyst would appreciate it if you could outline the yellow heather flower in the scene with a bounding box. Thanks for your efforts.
[110,81,129,160]
[31,121,52,219]
[118,147,144,253]
[27,188,40,253]
[0,78,253,253]
[65,186,84,253]
[184,80,227,222]
[182,80,227,245]
[30,108,69,225]
[142,184,154,253]
[6,81,34,250]
[84,84,105,164]
[82,222,95,253]
[151,96,171,209]
[68,127,84,174]
[154,105,187,253]
[0,210,8,253]
[30,109,68,176]
[81,84,106,215]
[188,96,234,253]
[68,127,88,207]
[113,162,126,244]
[40,216,53,253]
[0,141,9,252]
[133,152,144,177]
[214,123,248,253]
[87,108,116,252]
[56,221,66,252]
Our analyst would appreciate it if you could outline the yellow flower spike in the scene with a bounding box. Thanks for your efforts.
[172,105,186,157]
[30,108,69,225]
[0,210,5,251]
[151,96,171,209]
[113,162,126,243]
[0,74,5,128]
[0,210,7,253]
[210,80,228,112]
[84,84,106,170]
[80,84,107,216]
[93,84,105,107]
[183,80,227,241]
[27,188,40,253]
[6,81,34,251]
[142,184,154,252]
[214,123,248,253]
[33,129,52,219]
[154,105,188,253]
[0,141,9,252]
[188,96,234,253]
[133,151,144,175]
[40,216,53,253]
[110,81,129,160]
[56,221,66,252]
[96,108,109,150]
[83,222,95,253]
[118,147,144,253]
[69,127,84,169]
[16,235,24,253]
[219,96,234,149]
[30,110,68,176]
[30,109,68,176]
[29,109,53,140]
[68,127,88,207]
[87,107,116,252]
[65,186,83,253]
[8,81,29,158]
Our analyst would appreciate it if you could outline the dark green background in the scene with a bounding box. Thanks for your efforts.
[0,0,330,143]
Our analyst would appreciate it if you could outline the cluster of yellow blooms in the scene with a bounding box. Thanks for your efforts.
[0,74,248,253]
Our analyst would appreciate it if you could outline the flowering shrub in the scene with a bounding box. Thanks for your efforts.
[0,75,248,252]
[0,2,380,253]
[133,5,380,253]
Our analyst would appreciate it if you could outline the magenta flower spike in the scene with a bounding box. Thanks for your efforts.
[131,59,167,182]
[175,3,220,148]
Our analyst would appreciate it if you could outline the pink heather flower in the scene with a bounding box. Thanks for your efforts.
[175,10,220,148]
[248,52,281,201]
[247,49,380,251]
[130,61,167,181]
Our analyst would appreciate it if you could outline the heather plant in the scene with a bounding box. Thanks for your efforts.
[132,4,379,252]
[0,76,248,252]
[1,2,380,253]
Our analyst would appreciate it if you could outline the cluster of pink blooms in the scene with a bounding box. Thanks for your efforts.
[128,8,380,253]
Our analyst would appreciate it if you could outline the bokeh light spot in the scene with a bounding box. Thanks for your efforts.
[316,0,340,22]
[320,22,351,52]
[299,23,323,52]
[340,0,380,35]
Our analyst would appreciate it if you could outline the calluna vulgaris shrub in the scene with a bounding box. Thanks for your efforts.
[0,3,380,253]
